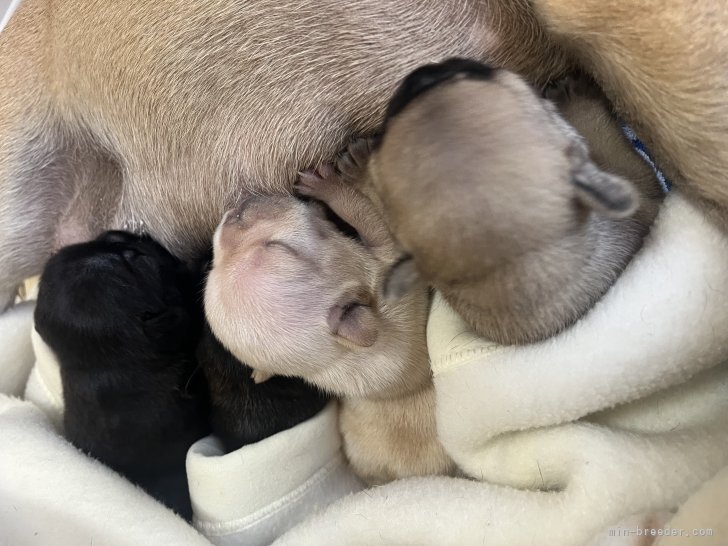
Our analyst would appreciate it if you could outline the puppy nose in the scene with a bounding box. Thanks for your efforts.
[221,208,238,226]
[224,196,258,226]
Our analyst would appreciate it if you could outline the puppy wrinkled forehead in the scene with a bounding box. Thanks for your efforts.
[216,195,338,255]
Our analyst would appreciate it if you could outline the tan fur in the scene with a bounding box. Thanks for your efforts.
[1,1,726,312]
[527,0,728,228]
[360,70,663,344]
[204,172,454,483]
[547,77,665,217]
[339,385,454,485]
[205,192,430,400]
[0,0,566,310]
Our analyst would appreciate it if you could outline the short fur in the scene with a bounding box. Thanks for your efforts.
[1,1,726,313]
[0,0,571,310]
[205,172,455,484]
[353,62,663,344]
[529,0,728,228]
[34,231,210,520]
[197,321,329,453]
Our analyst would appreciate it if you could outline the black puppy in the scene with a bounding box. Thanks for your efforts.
[34,231,210,521]
[197,322,329,453]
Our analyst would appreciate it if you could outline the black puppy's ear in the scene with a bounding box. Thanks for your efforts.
[382,255,420,301]
[141,306,191,350]
[328,288,378,347]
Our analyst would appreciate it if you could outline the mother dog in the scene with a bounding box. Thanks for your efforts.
[0,0,726,310]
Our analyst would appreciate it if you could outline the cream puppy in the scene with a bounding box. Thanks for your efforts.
[204,180,453,484]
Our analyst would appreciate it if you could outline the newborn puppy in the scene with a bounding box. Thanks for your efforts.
[345,59,663,344]
[197,321,329,453]
[205,180,454,484]
[34,231,209,520]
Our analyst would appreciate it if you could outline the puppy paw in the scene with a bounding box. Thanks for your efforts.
[251,369,273,384]
[336,137,375,187]
[295,164,341,201]
[544,73,600,105]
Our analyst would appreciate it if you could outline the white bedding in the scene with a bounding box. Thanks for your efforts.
[1,191,727,545]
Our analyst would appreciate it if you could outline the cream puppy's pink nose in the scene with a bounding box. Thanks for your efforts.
[215,196,284,253]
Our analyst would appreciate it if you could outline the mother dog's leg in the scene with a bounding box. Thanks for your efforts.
[0,127,123,311]
[529,0,728,225]
[0,2,63,309]
[0,1,123,310]
[0,127,62,311]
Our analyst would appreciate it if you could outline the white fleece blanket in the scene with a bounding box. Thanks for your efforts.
[277,191,728,544]
[0,396,212,546]
[0,305,363,546]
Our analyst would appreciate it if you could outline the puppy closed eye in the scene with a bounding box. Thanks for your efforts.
[264,240,298,256]
[140,310,163,322]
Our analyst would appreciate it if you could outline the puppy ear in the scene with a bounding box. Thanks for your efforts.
[571,158,639,218]
[383,255,420,301]
[572,164,639,218]
[328,289,378,347]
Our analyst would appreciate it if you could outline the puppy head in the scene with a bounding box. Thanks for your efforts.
[35,231,197,363]
[197,322,329,451]
[205,195,430,398]
[370,58,639,293]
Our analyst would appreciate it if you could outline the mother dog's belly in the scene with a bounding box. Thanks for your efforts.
[0,0,567,271]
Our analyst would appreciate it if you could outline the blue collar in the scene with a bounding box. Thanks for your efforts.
[621,123,672,193]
